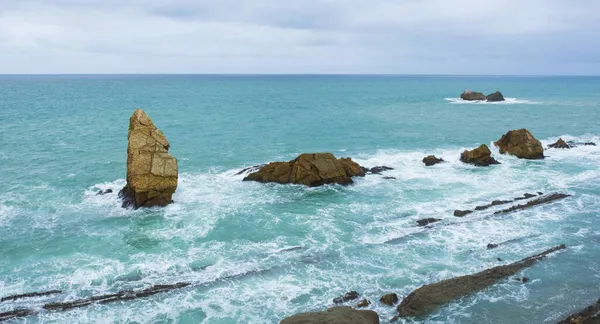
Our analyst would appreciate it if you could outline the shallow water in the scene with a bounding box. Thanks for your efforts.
[1,75,599,323]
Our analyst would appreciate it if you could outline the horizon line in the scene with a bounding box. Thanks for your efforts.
[0,73,600,77]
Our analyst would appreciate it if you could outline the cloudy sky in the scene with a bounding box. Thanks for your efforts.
[1,0,599,74]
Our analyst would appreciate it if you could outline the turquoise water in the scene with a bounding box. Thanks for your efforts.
[1,75,599,323]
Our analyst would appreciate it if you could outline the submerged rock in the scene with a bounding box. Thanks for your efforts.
[96,189,113,195]
[243,153,365,187]
[333,291,360,304]
[423,155,444,166]
[396,244,566,317]
[369,166,394,174]
[119,109,178,209]
[494,129,544,159]
[549,138,570,149]
[460,90,486,101]
[486,91,505,102]
[494,193,571,214]
[487,243,499,249]
[280,307,379,324]
[454,210,473,217]
[417,218,441,227]
[460,144,500,166]
[357,299,371,308]
[380,293,399,306]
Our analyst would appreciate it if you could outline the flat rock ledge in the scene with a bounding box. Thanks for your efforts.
[280,306,379,324]
[397,244,566,317]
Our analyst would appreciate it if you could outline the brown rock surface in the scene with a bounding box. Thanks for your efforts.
[549,138,571,149]
[557,299,600,324]
[460,90,486,101]
[119,109,178,208]
[494,129,544,159]
[280,307,379,324]
[423,155,444,166]
[243,153,365,186]
[460,144,500,166]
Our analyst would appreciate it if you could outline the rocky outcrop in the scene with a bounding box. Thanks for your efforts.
[281,307,379,324]
[454,210,473,217]
[333,291,360,304]
[549,138,570,149]
[357,299,371,308]
[423,155,444,166]
[380,293,399,306]
[243,153,365,187]
[486,91,505,102]
[494,129,544,159]
[460,144,500,166]
[494,193,571,214]
[119,109,178,209]
[96,189,113,195]
[460,90,486,101]
[558,299,600,324]
[397,244,566,318]
[417,218,441,227]
[368,166,394,174]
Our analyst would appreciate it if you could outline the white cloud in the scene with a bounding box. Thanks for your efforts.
[0,0,598,74]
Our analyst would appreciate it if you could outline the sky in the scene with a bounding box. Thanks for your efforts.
[0,0,599,75]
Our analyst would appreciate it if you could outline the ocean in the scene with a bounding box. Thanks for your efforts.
[0,75,599,323]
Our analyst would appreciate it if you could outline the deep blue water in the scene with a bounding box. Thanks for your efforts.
[1,75,599,323]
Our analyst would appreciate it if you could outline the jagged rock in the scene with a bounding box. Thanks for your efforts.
[494,193,571,214]
[558,299,600,324]
[549,138,570,149]
[487,243,499,249]
[522,277,530,283]
[417,218,441,227]
[235,164,265,176]
[454,210,473,217]
[96,189,113,195]
[486,91,505,102]
[383,176,397,180]
[397,244,566,317]
[494,129,544,159]
[423,155,444,166]
[357,299,371,308]
[460,90,486,101]
[369,166,394,174]
[380,293,399,306]
[243,153,365,187]
[567,141,597,148]
[460,144,500,166]
[119,109,178,209]
[333,291,360,304]
[280,307,379,324]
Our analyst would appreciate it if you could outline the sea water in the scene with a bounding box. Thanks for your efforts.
[0,75,599,323]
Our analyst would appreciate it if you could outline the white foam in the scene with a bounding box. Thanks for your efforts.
[445,97,541,104]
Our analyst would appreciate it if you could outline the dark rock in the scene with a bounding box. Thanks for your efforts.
[515,193,537,201]
[333,291,360,304]
[0,309,34,321]
[96,189,113,195]
[494,129,544,159]
[454,210,473,217]
[235,164,265,176]
[557,298,600,324]
[460,90,486,101]
[487,244,499,250]
[1,290,62,302]
[514,277,522,282]
[417,218,441,227]
[423,155,444,166]
[549,138,570,149]
[243,153,365,187]
[379,293,399,306]
[357,299,371,308]
[396,244,566,317]
[391,315,400,322]
[537,192,544,196]
[280,306,380,324]
[382,176,397,180]
[475,200,512,211]
[460,144,500,166]
[522,277,530,283]
[584,142,597,146]
[494,193,571,215]
[369,166,394,174]
[486,91,505,102]
[497,258,502,261]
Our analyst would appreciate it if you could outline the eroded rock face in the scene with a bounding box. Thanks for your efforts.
[494,129,544,159]
[486,91,505,102]
[280,307,379,324]
[460,90,486,101]
[119,109,178,209]
[549,138,570,149]
[460,144,500,166]
[243,153,365,187]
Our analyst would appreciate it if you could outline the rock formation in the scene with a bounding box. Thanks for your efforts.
[494,129,544,159]
[397,244,566,317]
[558,299,600,324]
[423,155,444,166]
[549,138,570,149]
[460,144,500,166]
[119,109,178,209]
[243,153,365,186]
[280,307,379,324]
[333,291,360,304]
[417,218,441,227]
[485,91,505,102]
[460,90,486,101]
[380,293,399,306]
